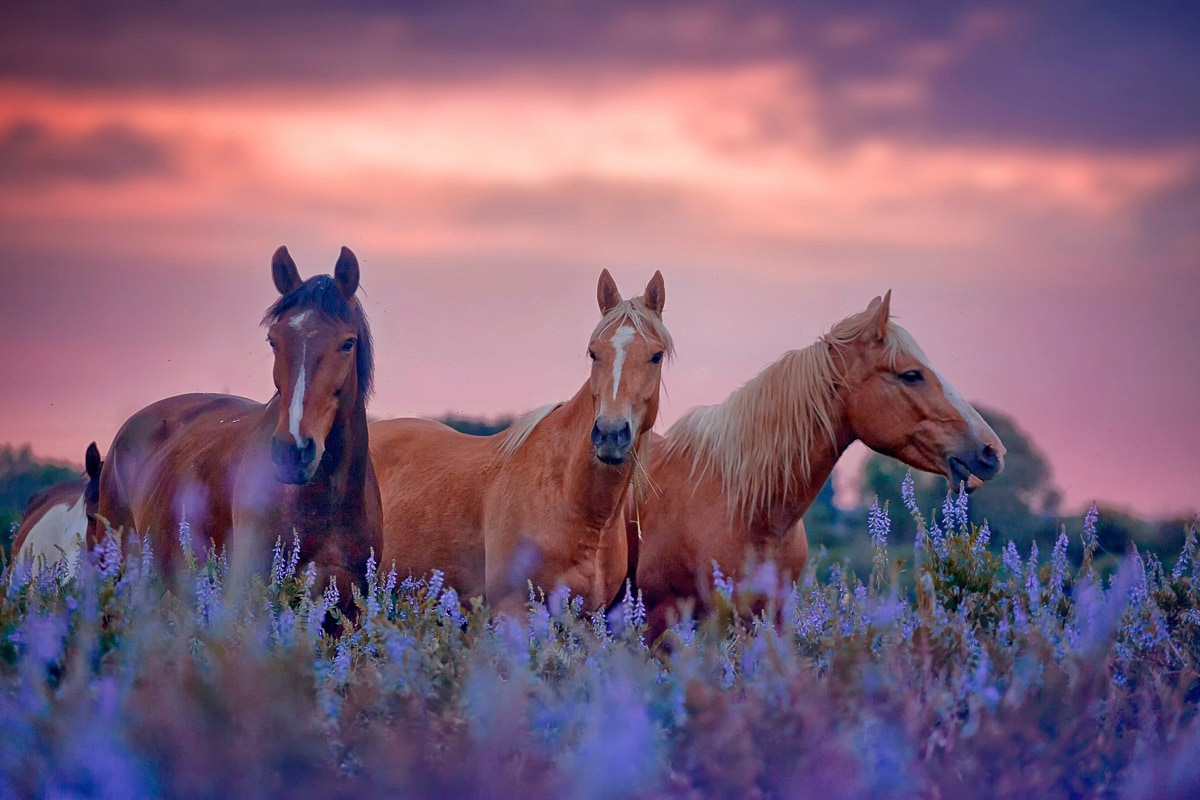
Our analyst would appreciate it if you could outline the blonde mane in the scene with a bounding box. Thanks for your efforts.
[589,295,676,363]
[663,306,919,521]
[499,402,565,458]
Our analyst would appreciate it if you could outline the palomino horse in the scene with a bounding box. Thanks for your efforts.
[97,247,382,612]
[12,442,102,576]
[630,291,1006,638]
[371,270,672,612]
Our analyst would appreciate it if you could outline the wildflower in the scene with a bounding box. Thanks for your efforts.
[270,536,285,589]
[953,483,970,531]
[177,510,193,568]
[287,530,301,578]
[901,472,917,515]
[868,498,890,549]
[1172,519,1196,581]
[427,569,445,603]
[437,587,466,627]
[929,517,947,558]
[1025,541,1040,613]
[1002,541,1022,583]
[1049,528,1069,603]
[711,562,733,602]
[97,528,122,579]
[973,521,991,556]
[333,637,352,683]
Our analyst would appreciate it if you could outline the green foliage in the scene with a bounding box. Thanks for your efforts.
[0,444,80,556]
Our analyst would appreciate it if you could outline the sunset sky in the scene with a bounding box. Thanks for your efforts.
[0,1,1196,517]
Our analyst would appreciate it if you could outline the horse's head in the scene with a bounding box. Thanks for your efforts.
[586,269,673,466]
[834,291,1005,491]
[263,246,373,484]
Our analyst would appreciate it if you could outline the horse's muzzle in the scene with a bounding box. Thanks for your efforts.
[591,417,633,465]
[947,441,1003,491]
[271,435,319,484]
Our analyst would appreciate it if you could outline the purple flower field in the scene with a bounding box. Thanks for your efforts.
[2,488,1198,799]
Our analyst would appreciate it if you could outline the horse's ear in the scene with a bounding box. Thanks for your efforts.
[643,270,666,316]
[85,442,101,479]
[272,246,302,296]
[868,290,892,340]
[597,269,622,314]
[334,246,360,300]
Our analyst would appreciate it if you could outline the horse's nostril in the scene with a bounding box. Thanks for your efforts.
[978,444,1001,471]
[615,422,632,449]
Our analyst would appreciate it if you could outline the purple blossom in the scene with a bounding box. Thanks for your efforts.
[974,521,991,556]
[426,569,445,603]
[868,498,890,549]
[1025,542,1041,613]
[269,536,285,589]
[711,562,733,602]
[437,587,466,627]
[901,472,917,514]
[953,483,970,531]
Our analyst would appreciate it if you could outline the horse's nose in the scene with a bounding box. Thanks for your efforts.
[591,417,633,464]
[272,435,317,474]
[978,443,1002,473]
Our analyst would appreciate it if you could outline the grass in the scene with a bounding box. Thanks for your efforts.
[1,483,1198,799]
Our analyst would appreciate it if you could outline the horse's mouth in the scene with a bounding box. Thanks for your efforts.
[948,457,986,493]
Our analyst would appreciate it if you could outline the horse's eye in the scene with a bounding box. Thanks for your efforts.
[898,369,924,385]
[341,338,357,353]
[267,338,277,351]
[588,350,597,361]
[650,352,663,364]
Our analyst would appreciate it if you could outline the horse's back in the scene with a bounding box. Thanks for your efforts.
[13,478,89,573]
[369,417,497,594]
[99,393,264,553]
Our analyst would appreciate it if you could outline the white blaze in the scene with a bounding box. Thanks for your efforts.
[289,310,312,329]
[289,342,307,446]
[610,325,636,401]
[931,365,993,440]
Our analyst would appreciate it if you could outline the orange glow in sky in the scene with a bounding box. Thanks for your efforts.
[1,3,1197,518]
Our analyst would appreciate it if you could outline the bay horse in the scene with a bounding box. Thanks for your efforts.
[370,270,672,613]
[629,291,1006,638]
[96,246,381,613]
[12,442,102,577]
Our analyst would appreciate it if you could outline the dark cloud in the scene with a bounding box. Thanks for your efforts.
[1,1,1197,153]
[0,120,177,186]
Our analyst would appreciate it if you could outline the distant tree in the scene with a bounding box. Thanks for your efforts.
[860,406,1060,548]
[436,415,515,437]
[0,444,80,557]
[801,477,839,538]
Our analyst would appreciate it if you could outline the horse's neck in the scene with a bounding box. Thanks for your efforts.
[744,362,856,539]
[540,383,634,531]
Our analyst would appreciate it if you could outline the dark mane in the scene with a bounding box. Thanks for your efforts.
[261,275,374,401]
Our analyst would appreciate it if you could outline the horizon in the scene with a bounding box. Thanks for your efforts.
[0,2,1197,519]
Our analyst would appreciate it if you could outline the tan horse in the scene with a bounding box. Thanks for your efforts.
[630,292,1006,637]
[97,247,382,613]
[371,270,672,612]
[12,442,102,577]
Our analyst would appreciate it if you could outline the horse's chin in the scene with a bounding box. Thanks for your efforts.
[594,450,628,467]
[275,465,319,485]
[946,457,986,493]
